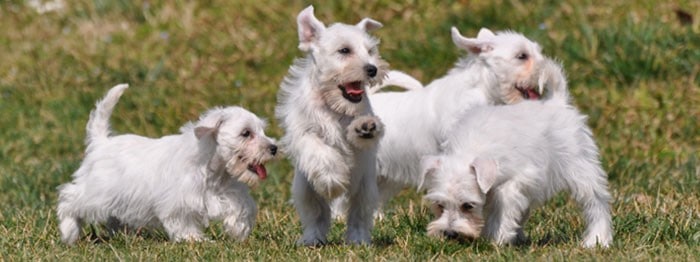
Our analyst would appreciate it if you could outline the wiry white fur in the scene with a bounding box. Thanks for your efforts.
[422,60,613,248]
[57,84,277,245]
[333,27,553,218]
[275,5,386,246]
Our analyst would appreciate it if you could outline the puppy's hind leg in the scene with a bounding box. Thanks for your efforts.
[570,162,613,248]
[292,170,331,246]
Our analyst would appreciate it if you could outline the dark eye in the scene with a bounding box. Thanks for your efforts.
[460,203,473,212]
[516,52,529,60]
[241,130,251,138]
[338,47,351,54]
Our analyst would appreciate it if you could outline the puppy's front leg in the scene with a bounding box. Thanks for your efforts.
[481,185,530,246]
[292,170,331,246]
[344,152,379,245]
[293,134,351,199]
[218,189,257,242]
[162,216,207,242]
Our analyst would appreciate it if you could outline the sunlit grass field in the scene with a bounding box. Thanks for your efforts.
[1,0,698,260]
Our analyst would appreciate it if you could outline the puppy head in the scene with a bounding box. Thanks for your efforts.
[451,27,548,104]
[194,107,277,187]
[297,5,389,116]
[421,155,499,241]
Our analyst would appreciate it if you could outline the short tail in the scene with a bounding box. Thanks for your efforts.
[86,84,129,144]
[539,59,570,106]
[369,70,423,94]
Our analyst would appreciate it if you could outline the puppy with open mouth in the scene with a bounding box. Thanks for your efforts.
[57,84,277,245]
[275,5,388,246]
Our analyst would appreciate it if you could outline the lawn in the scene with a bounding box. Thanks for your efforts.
[1,0,698,260]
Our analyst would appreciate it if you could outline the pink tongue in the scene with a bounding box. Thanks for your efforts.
[254,164,267,180]
[526,89,540,100]
[345,83,364,96]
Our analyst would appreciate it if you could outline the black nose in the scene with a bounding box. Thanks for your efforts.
[364,64,377,78]
[443,230,459,240]
[269,145,277,155]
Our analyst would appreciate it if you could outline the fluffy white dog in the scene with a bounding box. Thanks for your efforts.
[57,84,277,245]
[333,27,553,217]
[421,60,613,248]
[275,5,387,246]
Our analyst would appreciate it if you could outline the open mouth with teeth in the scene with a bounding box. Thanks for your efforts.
[247,163,267,180]
[515,85,541,100]
[338,81,364,103]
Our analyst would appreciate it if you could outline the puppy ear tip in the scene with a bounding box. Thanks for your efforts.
[298,6,315,20]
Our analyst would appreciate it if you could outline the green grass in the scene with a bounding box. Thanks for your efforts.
[1,0,698,260]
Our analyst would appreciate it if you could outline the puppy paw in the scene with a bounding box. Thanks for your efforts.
[224,217,253,242]
[346,115,384,149]
[345,229,372,245]
[172,233,207,243]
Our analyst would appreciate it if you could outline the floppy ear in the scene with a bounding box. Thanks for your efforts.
[297,5,326,52]
[451,26,493,54]
[194,120,222,141]
[356,18,383,32]
[471,157,498,194]
[418,155,442,190]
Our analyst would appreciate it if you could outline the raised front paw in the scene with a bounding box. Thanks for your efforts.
[346,115,384,149]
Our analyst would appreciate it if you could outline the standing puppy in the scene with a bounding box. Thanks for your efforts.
[422,60,613,248]
[275,5,387,246]
[57,84,277,245]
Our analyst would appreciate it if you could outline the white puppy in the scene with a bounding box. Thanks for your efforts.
[422,60,613,248]
[57,84,277,245]
[334,27,553,217]
[275,5,387,246]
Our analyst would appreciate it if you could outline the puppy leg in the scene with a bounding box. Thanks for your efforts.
[330,195,349,220]
[570,162,613,248]
[294,135,351,199]
[58,215,82,245]
[204,185,256,242]
[482,182,530,246]
[224,194,258,241]
[223,213,255,241]
[345,152,378,245]
[161,215,206,242]
[57,186,83,245]
[292,170,331,246]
